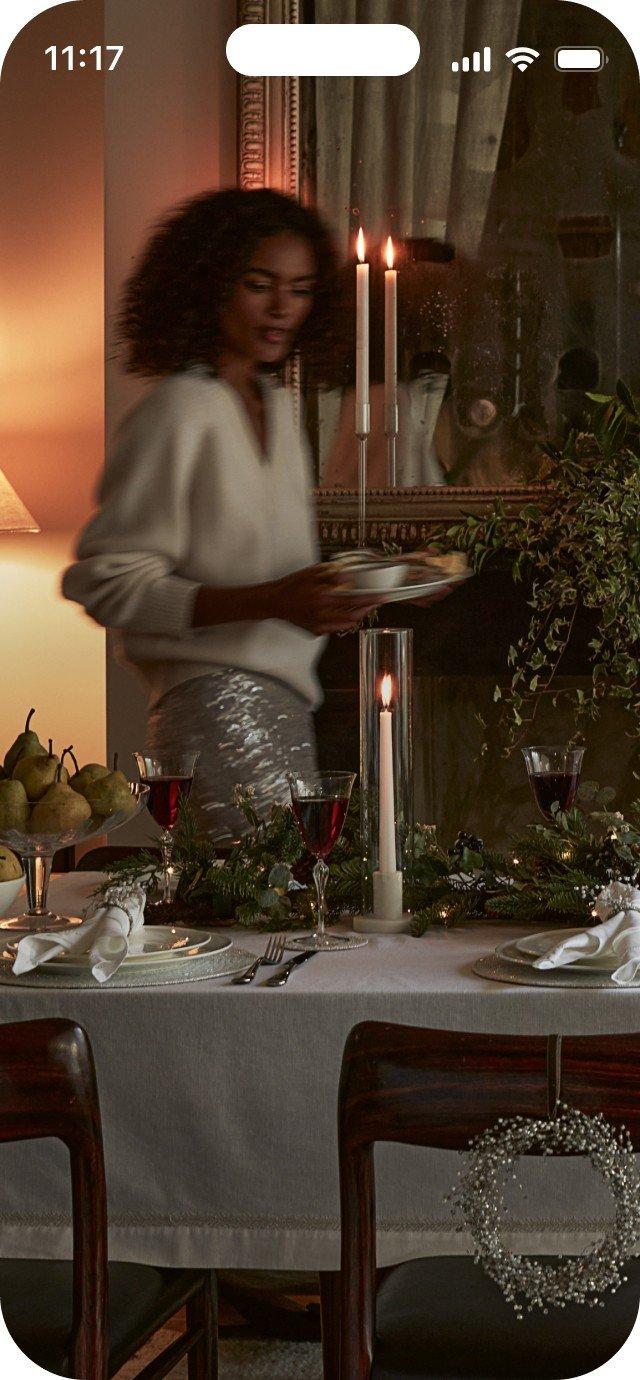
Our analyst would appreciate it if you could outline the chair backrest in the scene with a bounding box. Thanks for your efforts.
[338,1022,640,1379]
[0,1018,108,1380]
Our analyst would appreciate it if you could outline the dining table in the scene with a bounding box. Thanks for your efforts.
[0,871,638,1274]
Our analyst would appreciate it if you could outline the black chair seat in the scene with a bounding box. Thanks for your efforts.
[0,1258,208,1376]
[372,1256,640,1380]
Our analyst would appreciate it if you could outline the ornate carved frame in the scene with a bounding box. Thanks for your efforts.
[235,0,547,542]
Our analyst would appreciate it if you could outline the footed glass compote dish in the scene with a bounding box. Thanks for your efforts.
[0,783,149,934]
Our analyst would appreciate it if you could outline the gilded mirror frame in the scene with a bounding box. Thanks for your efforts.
[235,0,546,546]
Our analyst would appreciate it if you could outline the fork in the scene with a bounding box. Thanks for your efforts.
[231,933,286,984]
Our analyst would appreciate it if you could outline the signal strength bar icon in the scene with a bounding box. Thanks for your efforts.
[451,46,491,74]
[505,46,540,71]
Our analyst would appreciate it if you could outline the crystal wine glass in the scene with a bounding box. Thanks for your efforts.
[287,771,365,952]
[522,745,585,823]
[134,751,200,904]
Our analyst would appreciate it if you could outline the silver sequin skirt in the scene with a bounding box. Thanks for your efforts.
[146,670,317,841]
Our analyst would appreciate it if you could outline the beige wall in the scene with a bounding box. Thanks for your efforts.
[104,0,237,809]
[0,0,237,788]
[0,0,106,765]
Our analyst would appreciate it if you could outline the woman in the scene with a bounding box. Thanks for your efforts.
[63,188,381,839]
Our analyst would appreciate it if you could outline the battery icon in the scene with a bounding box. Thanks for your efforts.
[555,46,607,72]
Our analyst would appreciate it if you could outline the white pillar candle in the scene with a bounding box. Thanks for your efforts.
[384,236,398,438]
[356,228,370,436]
[379,674,396,873]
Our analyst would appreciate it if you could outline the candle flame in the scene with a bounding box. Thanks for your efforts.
[380,673,393,708]
[357,227,366,263]
[385,236,395,270]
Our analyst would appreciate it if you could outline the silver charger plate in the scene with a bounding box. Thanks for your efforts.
[0,944,256,989]
[474,943,624,989]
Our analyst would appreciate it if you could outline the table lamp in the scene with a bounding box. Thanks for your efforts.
[0,468,39,533]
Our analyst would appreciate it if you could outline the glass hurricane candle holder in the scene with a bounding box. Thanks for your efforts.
[522,745,585,823]
[358,628,413,930]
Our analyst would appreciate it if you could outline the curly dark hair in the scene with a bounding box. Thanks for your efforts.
[117,188,339,377]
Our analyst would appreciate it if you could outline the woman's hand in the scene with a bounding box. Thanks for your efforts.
[269,564,379,634]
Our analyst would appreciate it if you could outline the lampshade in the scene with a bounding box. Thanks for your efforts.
[0,468,39,533]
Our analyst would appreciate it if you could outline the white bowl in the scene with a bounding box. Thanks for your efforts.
[343,561,409,591]
[0,873,25,918]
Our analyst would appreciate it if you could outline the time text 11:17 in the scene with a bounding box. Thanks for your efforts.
[45,46,124,71]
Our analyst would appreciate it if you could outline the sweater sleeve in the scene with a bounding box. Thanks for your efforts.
[62,381,203,636]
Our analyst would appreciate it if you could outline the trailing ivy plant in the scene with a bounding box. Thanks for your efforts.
[441,383,640,749]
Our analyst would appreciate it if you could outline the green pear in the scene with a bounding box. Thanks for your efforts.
[13,740,67,800]
[0,846,22,881]
[83,753,136,818]
[30,772,92,835]
[0,778,29,832]
[70,762,110,796]
[4,709,46,776]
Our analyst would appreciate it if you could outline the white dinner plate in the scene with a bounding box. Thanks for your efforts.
[7,927,231,972]
[331,569,471,604]
[500,930,616,973]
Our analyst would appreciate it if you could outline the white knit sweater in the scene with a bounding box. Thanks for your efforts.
[63,369,324,709]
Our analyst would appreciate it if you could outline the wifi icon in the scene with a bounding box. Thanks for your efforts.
[506,46,540,72]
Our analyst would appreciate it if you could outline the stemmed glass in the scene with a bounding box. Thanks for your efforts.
[522,745,585,823]
[134,752,200,904]
[287,771,365,952]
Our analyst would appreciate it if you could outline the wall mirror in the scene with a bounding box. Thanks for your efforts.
[237,0,640,540]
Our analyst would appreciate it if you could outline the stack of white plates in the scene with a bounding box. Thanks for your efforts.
[495,928,616,973]
[6,925,231,974]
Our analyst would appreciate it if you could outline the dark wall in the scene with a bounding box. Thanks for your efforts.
[315,574,639,848]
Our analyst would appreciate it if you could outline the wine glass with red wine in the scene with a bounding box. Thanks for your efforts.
[134,751,200,905]
[522,746,585,823]
[287,771,363,952]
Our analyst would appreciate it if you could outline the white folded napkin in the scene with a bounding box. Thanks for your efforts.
[12,884,146,984]
[533,882,640,986]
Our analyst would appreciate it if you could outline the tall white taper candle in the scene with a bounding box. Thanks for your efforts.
[356,228,370,437]
[378,674,396,873]
[384,236,398,441]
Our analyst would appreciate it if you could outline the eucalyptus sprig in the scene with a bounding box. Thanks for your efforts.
[442,383,640,749]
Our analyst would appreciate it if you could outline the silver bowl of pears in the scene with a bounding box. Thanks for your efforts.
[0,709,149,934]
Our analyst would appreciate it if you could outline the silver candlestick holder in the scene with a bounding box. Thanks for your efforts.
[386,400,399,487]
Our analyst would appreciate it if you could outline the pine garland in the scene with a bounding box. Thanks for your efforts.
[100,786,364,932]
[100,783,640,935]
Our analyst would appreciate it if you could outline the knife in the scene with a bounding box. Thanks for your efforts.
[263,951,316,986]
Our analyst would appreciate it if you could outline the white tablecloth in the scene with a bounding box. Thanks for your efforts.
[0,872,638,1270]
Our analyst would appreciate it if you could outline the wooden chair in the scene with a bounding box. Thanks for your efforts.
[334,1023,640,1380]
[0,1018,217,1379]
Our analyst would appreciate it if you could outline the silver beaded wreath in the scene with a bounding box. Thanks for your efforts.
[448,1104,640,1316]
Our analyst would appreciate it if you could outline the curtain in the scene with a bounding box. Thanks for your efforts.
[312,0,523,258]
[309,0,524,483]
